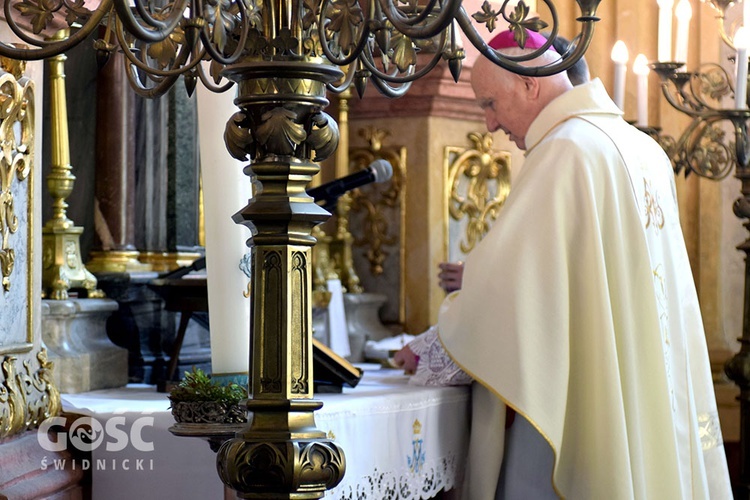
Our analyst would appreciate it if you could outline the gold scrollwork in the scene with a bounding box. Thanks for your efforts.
[0,349,61,438]
[0,64,33,292]
[445,132,511,254]
[349,127,406,277]
[644,178,665,230]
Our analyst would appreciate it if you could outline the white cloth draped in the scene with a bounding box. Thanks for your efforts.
[437,79,732,499]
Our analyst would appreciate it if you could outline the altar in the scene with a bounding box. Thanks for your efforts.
[60,369,470,499]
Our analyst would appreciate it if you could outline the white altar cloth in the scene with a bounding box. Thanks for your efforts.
[61,369,470,500]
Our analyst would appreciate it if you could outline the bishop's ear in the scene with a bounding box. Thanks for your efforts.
[518,75,540,99]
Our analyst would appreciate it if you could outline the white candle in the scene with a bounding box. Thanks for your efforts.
[197,81,252,377]
[735,27,750,109]
[657,0,674,62]
[633,54,650,127]
[611,41,629,111]
[674,0,692,65]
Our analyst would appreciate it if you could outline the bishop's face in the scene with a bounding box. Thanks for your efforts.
[471,58,530,150]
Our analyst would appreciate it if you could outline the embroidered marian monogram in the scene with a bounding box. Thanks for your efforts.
[407,419,426,473]
[644,179,665,230]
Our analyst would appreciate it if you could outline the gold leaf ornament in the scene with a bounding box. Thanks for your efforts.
[471,1,498,33]
[204,0,237,52]
[224,112,255,161]
[146,22,185,69]
[12,0,54,35]
[256,107,307,156]
[327,0,364,53]
[391,34,417,73]
[308,112,340,162]
[507,2,548,47]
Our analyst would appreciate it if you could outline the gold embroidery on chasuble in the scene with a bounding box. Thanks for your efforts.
[653,264,677,413]
[644,179,665,230]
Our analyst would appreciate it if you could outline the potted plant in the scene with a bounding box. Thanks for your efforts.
[168,367,248,424]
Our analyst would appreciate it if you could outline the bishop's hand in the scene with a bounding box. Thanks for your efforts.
[392,345,419,374]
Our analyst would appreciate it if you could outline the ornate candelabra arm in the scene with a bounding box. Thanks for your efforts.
[196,62,235,93]
[326,63,357,94]
[369,75,412,97]
[198,9,251,65]
[455,8,598,77]
[0,0,111,60]
[357,35,445,84]
[651,63,704,117]
[376,0,459,39]
[111,0,191,43]
[376,0,435,29]
[689,63,735,111]
[114,19,204,79]
[317,0,371,67]
[124,65,181,98]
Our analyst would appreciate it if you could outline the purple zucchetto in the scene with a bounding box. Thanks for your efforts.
[488,29,557,52]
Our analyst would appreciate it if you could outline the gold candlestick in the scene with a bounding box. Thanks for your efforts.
[41,29,103,300]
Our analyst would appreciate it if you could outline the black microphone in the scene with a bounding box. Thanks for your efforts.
[308,159,393,208]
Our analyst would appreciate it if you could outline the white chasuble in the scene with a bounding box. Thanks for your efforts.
[438,79,732,499]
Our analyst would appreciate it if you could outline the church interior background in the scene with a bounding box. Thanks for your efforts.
[0,0,748,497]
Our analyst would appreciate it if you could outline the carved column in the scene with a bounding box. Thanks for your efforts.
[215,58,345,498]
[86,50,151,273]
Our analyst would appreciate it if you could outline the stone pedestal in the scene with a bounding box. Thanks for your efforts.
[343,293,394,362]
[42,298,127,393]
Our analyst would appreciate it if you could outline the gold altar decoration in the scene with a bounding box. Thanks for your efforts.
[41,30,102,300]
[444,132,511,255]
[348,126,407,325]
[0,0,601,494]
[0,53,32,293]
[0,349,62,438]
[350,127,406,278]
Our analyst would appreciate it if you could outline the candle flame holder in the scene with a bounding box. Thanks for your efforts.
[649,61,738,180]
